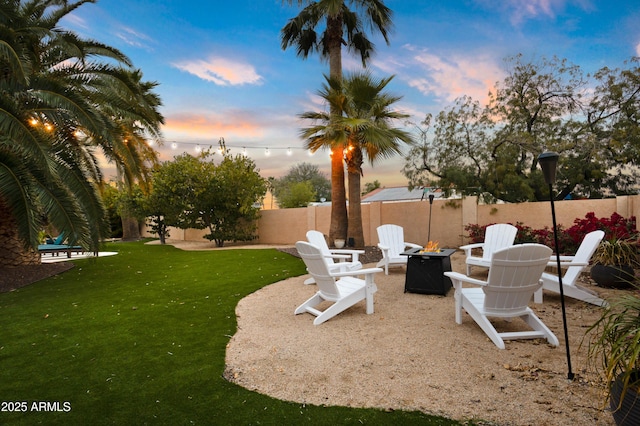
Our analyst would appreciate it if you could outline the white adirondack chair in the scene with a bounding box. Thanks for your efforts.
[303,230,364,285]
[444,244,559,349]
[294,241,382,325]
[460,223,518,275]
[533,230,607,307]
[375,224,422,275]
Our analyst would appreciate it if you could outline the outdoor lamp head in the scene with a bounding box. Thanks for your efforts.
[538,151,559,185]
[428,194,435,204]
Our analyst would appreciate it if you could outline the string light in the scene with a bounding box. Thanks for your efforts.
[25,122,313,158]
[156,139,319,158]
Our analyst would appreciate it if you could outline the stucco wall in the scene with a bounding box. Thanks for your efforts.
[145,195,640,248]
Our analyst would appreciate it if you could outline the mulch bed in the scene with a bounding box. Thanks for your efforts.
[0,262,75,293]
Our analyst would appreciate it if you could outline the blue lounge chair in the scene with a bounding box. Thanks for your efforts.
[38,232,84,258]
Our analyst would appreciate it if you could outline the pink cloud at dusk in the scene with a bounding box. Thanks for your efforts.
[163,112,265,141]
[402,46,504,106]
[172,57,263,86]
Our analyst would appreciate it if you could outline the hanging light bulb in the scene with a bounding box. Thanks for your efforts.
[287,147,292,156]
[171,142,178,149]
[242,147,247,156]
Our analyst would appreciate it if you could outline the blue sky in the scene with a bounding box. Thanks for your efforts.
[62,0,640,186]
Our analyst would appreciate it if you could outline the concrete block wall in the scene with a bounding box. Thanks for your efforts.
[145,195,640,248]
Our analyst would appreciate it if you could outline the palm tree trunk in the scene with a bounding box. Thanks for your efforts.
[327,12,348,244]
[346,146,365,247]
[0,198,41,266]
[329,148,348,243]
[347,169,365,247]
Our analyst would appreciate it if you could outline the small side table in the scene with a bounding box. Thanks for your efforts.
[401,248,456,295]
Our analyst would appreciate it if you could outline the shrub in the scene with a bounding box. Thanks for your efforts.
[566,212,637,243]
[463,212,638,256]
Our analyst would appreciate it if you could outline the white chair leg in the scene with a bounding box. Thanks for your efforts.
[364,275,377,314]
[533,288,543,304]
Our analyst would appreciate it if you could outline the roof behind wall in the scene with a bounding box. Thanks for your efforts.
[361,187,433,203]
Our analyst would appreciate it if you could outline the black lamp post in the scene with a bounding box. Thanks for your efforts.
[428,193,435,242]
[538,151,574,380]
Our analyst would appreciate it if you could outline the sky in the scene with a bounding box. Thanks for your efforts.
[61,0,640,187]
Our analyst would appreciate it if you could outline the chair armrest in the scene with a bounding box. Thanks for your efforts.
[377,243,391,257]
[405,242,422,249]
[325,253,351,260]
[546,260,589,268]
[444,271,488,287]
[331,248,365,263]
[550,255,575,262]
[331,249,365,255]
[331,267,383,278]
[459,242,483,250]
[459,242,483,256]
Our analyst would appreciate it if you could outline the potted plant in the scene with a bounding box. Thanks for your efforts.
[590,239,638,289]
[587,286,640,425]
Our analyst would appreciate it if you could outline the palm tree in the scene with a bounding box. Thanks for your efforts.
[300,72,414,246]
[281,0,393,244]
[0,0,163,266]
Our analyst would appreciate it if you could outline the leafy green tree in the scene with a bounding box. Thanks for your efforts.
[0,0,163,265]
[362,180,380,195]
[276,181,316,208]
[301,72,414,246]
[113,185,146,241]
[199,150,266,246]
[403,55,640,202]
[281,0,393,244]
[272,162,331,207]
[141,166,185,244]
[148,148,266,247]
[100,184,123,238]
[143,152,208,241]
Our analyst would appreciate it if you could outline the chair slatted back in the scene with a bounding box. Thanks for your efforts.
[483,244,552,315]
[377,224,406,258]
[561,230,605,284]
[306,230,333,259]
[295,241,340,299]
[481,224,518,261]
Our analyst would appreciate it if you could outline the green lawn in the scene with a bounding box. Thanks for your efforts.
[0,241,462,425]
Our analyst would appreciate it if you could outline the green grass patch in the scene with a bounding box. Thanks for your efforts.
[0,241,461,425]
